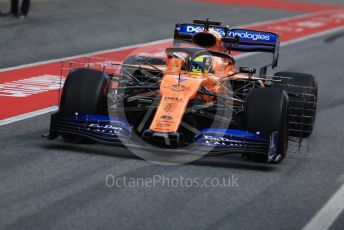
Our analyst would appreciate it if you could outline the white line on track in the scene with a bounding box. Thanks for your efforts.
[302,182,344,230]
[0,106,58,126]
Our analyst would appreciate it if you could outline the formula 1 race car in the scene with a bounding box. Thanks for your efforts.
[47,19,318,163]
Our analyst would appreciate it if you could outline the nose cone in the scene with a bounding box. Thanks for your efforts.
[142,129,183,147]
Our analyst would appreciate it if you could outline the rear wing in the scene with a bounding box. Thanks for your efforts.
[174,22,280,72]
[226,28,280,71]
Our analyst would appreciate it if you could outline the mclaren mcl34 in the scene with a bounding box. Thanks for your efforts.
[47,19,318,163]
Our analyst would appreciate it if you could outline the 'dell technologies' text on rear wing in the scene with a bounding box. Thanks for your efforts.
[174,22,280,75]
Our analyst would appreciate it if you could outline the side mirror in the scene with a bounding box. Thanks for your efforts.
[239,66,256,74]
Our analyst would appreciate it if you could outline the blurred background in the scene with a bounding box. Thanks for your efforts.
[2,0,342,68]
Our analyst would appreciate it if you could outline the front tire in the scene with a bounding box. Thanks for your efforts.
[244,88,289,163]
[59,68,109,142]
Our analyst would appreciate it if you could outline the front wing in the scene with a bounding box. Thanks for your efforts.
[47,113,281,162]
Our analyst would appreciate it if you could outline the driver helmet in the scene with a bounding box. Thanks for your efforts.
[191,55,212,73]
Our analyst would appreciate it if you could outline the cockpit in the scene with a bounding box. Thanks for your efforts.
[165,47,235,77]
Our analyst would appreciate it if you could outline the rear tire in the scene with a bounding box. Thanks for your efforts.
[273,72,317,138]
[244,88,289,163]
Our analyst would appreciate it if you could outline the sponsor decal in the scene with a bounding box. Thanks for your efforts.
[163,102,175,113]
[164,96,183,102]
[179,24,276,43]
[227,29,276,43]
[87,123,124,135]
[201,135,243,147]
[180,24,226,36]
[160,115,173,120]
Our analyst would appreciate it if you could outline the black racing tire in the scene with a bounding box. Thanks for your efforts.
[60,68,109,116]
[244,88,289,163]
[273,72,317,138]
[59,68,109,142]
